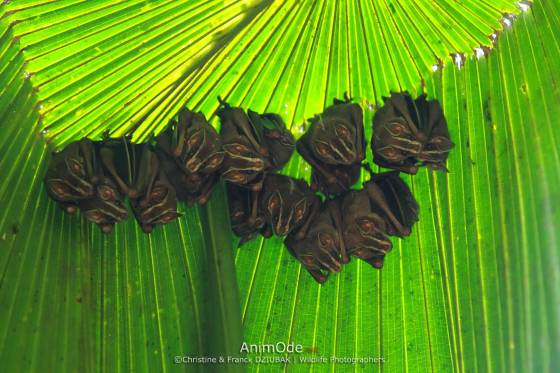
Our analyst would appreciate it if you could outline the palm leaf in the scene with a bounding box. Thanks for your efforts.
[1,1,559,372]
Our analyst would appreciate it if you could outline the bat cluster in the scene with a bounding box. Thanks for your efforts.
[44,92,454,283]
[229,92,451,283]
[44,107,226,233]
[43,99,295,233]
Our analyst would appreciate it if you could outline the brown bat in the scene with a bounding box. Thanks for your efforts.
[371,92,454,174]
[296,94,365,196]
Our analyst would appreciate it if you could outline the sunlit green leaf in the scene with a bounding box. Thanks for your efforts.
[1,1,559,372]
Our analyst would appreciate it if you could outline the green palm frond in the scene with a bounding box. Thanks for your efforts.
[1,1,559,372]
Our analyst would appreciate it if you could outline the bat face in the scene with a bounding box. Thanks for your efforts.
[78,177,128,234]
[260,174,319,237]
[220,139,266,188]
[372,92,454,173]
[296,98,365,196]
[284,201,343,283]
[340,190,392,268]
[127,147,180,233]
[363,171,419,237]
[158,108,224,174]
[44,139,98,209]
[130,177,180,233]
[248,110,295,170]
[98,142,180,233]
[218,107,267,190]
[157,142,220,207]
[306,101,364,166]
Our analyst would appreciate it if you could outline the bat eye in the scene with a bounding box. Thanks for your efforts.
[335,125,350,139]
[302,256,315,266]
[379,146,399,160]
[315,143,330,158]
[267,193,281,214]
[150,187,167,203]
[294,199,307,222]
[225,171,246,184]
[161,212,177,223]
[85,210,103,222]
[206,153,224,169]
[187,131,203,148]
[295,207,305,222]
[224,143,249,155]
[357,219,376,234]
[98,185,116,201]
[231,209,244,222]
[48,181,70,198]
[232,144,250,153]
[318,232,334,248]
[430,136,451,148]
[67,159,85,176]
[390,123,409,136]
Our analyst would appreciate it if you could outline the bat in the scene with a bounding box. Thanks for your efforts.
[296,95,365,195]
[99,140,180,232]
[156,107,224,174]
[44,138,98,214]
[226,182,265,245]
[371,92,454,174]
[284,200,345,283]
[218,98,294,191]
[259,174,321,239]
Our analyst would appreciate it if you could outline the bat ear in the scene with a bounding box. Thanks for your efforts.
[217,96,229,108]
[267,191,281,215]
